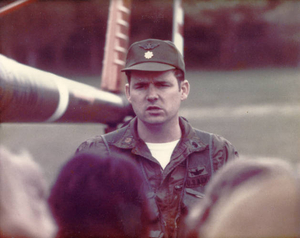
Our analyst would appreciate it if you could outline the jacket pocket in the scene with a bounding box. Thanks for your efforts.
[176,188,205,238]
[185,188,204,198]
[182,188,205,210]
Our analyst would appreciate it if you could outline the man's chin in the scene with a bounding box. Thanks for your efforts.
[141,116,166,125]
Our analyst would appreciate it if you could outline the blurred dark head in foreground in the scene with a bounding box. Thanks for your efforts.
[184,157,300,238]
[48,152,153,238]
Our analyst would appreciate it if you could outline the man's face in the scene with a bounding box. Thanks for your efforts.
[125,70,189,125]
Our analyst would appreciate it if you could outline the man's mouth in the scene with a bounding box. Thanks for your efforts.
[147,106,161,110]
[146,106,162,112]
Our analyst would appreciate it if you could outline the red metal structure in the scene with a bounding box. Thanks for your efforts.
[101,0,131,93]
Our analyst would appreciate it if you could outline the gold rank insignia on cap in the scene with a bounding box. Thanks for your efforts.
[144,51,153,59]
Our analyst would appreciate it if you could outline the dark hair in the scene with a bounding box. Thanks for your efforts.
[126,69,185,90]
[48,153,152,238]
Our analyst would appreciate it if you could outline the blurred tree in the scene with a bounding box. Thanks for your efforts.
[183,0,300,69]
[0,0,299,75]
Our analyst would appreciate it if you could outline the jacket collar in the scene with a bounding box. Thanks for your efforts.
[113,117,154,162]
[178,117,208,152]
[113,117,140,149]
[113,117,208,152]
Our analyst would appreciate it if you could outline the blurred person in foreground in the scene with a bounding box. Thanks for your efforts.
[76,39,239,237]
[0,146,57,238]
[48,152,155,238]
[183,157,300,238]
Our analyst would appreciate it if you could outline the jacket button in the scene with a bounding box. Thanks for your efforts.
[124,137,132,143]
[175,185,182,190]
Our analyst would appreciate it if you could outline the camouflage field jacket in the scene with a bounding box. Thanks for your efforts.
[76,116,239,238]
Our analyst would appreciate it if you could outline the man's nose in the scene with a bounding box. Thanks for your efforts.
[146,84,158,101]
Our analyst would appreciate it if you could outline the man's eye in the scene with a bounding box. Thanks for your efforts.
[157,83,169,87]
[134,84,147,89]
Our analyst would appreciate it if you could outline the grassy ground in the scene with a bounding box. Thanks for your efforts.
[1,68,299,188]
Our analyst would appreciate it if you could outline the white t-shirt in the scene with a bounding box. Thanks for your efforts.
[146,140,180,169]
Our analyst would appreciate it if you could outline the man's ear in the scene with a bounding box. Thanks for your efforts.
[180,80,190,101]
[125,83,131,103]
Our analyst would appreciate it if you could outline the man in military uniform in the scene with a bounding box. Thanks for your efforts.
[76,39,239,238]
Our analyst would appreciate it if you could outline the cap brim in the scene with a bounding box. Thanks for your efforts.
[121,62,175,72]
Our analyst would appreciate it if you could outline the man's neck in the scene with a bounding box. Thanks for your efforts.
[137,118,182,143]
